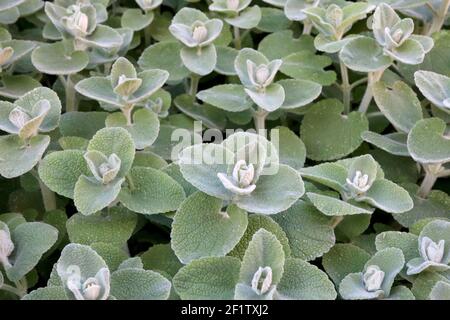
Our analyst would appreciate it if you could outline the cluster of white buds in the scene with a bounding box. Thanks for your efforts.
[218,160,257,195]
[251,266,273,295]
[84,151,121,185]
[0,229,14,268]
[420,237,445,264]
[363,265,384,292]
[346,170,372,196]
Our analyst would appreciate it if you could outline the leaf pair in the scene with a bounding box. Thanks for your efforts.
[178,132,304,215]
[173,229,336,300]
[0,87,61,178]
[300,154,413,214]
[24,244,172,300]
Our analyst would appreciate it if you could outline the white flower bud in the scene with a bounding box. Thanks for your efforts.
[420,236,445,264]
[65,5,89,37]
[82,278,102,300]
[346,170,371,194]
[363,265,385,292]
[0,47,13,66]
[226,0,240,11]
[84,152,121,184]
[232,160,255,188]
[251,266,273,295]
[192,25,208,44]
[9,107,31,130]
[255,65,270,86]
[0,230,14,267]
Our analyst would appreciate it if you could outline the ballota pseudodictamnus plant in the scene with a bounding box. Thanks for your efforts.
[0,0,448,301]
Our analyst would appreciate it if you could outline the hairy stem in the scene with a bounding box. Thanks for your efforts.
[418,164,442,198]
[1,284,26,298]
[144,24,152,48]
[358,69,385,114]
[426,0,450,36]
[253,108,268,134]
[330,216,344,229]
[233,26,241,50]
[121,103,134,126]
[32,168,57,212]
[189,74,200,97]
[63,75,77,113]
[302,20,313,35]
[340,61,351,114]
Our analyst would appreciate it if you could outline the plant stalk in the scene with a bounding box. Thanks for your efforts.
[253,108,268,134]
[33,168,57,212]
[340,61,351,114]
[330,216,344,229]
[303,20,313,35]
[64,75,77,112]
[233,26,241,50]
[189,74,200,97]
[417,164,442,198]
[426,0,450,36]
[358,69,385,114]
[1,284,26,298]
[121,103,134,126]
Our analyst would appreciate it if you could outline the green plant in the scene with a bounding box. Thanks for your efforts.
[0,0,448,301]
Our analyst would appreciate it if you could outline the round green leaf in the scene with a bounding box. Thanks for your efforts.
[0,134,50,179]
[118,167,186,215]
[74,176,124,216]
[323,243,371,286]
[407,118,450,164]
[110,268,171,300]
[277,258,337,300]
[6,222,58,282]
[31,42,89,75]
[373,81,423,133]
[180,45,217,76]
[172,256,241,300]
[66,208,137,246]
[171,192,248,264]
[340,36,392,72]
[278,79,322,109]
[138,41,189,82]
[106,109,160,150]
[300,99,369,161]
[121,8,154,31]
[38,150,89,198]
[272,200,335,261]
[197,84,253,112]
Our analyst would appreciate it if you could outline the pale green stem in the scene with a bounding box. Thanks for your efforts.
[233,26,241,50]
[189,74,200,97]
[340,61,351,114]
[330,216,344,229]
[32,168,56,212]
[303,20,313,35]
[349,77,368,90]
[144,23,152,48]
[358,69,385,114]
[253,108,268,134]
[1,284,26,298]
[61,75,77,112]
[121,103,134,126]
[426,0,450,36]
[418,164,442,198]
